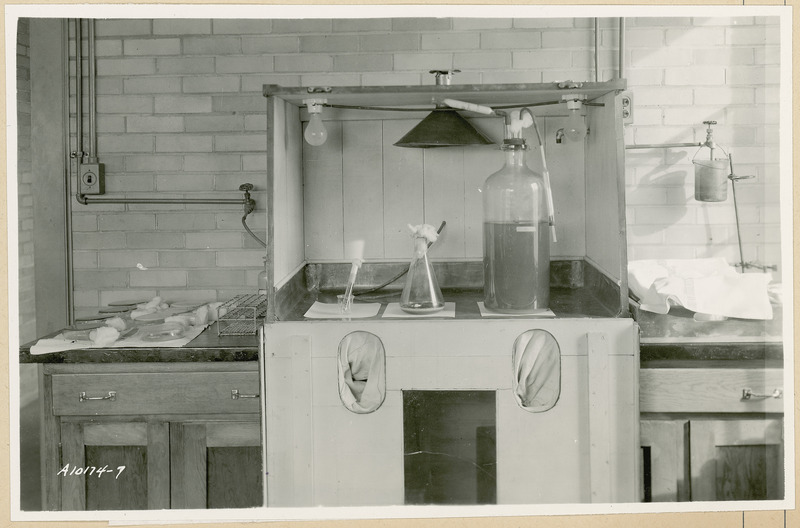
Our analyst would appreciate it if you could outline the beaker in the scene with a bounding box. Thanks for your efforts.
[693,158,730,202]
[399,235,445,314]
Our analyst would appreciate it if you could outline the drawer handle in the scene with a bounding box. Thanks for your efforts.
[742,388,782,400]
[79,391,116,402]
[231,389,259,400]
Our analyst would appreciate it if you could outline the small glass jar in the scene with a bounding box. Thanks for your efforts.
[257,257,268,295]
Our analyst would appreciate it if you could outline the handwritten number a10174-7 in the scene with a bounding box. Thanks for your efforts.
[57,464,126,479]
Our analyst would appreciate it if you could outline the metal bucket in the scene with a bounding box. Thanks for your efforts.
[693,159,729,202]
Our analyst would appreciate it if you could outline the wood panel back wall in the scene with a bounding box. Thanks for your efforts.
[295,114,586,267]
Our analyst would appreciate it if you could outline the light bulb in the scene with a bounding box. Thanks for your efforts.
[304,113,327,146]
[303,98,328,146]
[564,108,586,142]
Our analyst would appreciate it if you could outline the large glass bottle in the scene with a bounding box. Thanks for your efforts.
[483,138,550,312]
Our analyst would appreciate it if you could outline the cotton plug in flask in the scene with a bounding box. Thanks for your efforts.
[400,224,445,314]
[483,135,550,313]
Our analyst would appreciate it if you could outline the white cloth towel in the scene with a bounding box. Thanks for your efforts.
[337,332,386,414]
[628,258,773,320]
[512,330,561,412]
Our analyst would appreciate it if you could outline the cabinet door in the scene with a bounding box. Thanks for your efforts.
[60,421,170,510]
[687,418,784,501]
[640,420,688,502]
[170,420,263,509]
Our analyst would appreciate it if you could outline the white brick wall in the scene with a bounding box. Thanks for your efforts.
[17,18,36,342]
[625,16,782,274]
[66,15,783,313]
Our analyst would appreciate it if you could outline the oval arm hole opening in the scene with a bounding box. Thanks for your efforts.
[512,329,561,412]
[337,331,386,414]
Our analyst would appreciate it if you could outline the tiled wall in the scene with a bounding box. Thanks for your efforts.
[62,15,781,314]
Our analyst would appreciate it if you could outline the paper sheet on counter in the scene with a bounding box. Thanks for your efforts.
[29,324,209,355]
[382,302,456,318]
[478,302,555,318]
[303,301,381,319]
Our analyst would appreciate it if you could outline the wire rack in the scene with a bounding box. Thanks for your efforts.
[217,294,268,336]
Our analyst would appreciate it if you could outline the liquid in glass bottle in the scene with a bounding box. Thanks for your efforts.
[483,138,550,313]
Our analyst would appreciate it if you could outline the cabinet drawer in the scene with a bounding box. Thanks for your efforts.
[640,368,784,414]
[52,371,260,416]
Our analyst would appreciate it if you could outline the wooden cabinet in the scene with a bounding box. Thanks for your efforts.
[60,420,170,510]
[41,362,263,511]
[170,420,262,509]
[639,362,784,502]
[686,418,783,501]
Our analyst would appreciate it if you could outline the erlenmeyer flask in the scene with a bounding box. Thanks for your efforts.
[400,234,444,314]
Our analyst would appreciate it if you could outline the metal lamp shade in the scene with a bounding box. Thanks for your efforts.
[394,110,495,148]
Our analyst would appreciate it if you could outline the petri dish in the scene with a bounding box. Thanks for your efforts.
[140,323,186,342]
[75,313,114,322]
[132,312,166,325]
[108,299,149,307]
[99,306,133,313]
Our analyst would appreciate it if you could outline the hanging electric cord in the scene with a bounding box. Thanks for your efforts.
[242,217,266,248]
[239,184,266,247]
[353,221,446,297]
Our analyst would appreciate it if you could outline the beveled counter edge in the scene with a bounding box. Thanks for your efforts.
[640,341,784,364]
[19,348,260,364]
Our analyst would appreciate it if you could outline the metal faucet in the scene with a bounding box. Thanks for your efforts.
[239,183,256,216]
[555,129,565,144]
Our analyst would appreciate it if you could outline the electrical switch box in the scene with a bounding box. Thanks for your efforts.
[620,91,634,125]
[79,163,105,195]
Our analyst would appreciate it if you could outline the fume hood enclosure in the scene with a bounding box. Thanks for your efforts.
[262,79,631,319]
[260,79,638,507]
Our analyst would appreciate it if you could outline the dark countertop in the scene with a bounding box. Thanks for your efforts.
[21,291,785,366]
[634,303,785,366]
[278,286,620,322]
[19,322,259,364]
[20,286,621,364]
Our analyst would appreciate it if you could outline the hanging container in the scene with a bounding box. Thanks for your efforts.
[693,157,730,202]
[400,224,445,314]
[483,138,550,312]
[692,121,730,202]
